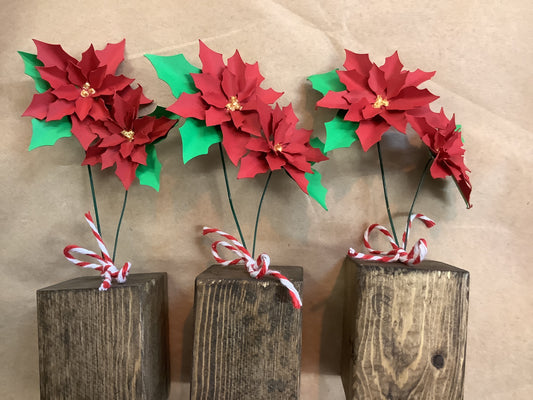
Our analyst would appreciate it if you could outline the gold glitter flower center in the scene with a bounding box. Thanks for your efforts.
[274,143,283,153]
[225,96,243,112]
[372,95,389,109]
[80,82,96,98]
[121,130,135,141]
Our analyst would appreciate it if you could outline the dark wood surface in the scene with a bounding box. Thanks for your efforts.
[191,265,303,400]
[342,258,469,400]
[37,273,169,400]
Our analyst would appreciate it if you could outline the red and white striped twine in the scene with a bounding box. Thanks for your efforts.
[63,212,131,291]
[202,227,302,309]
[348,213,436,266]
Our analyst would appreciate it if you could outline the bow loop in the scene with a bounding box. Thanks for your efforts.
[348,214,435,266]
[64,212,132,290]
[202,227,302,309]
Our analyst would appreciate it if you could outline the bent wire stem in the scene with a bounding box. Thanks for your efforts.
[377,142,399,245]
[403,157,433,249]
[87,165,102,236]
[252,171,272,259]
[112,190,128,262]
[218,143,246,248]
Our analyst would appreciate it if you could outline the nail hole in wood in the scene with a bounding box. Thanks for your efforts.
[432,354,445,369]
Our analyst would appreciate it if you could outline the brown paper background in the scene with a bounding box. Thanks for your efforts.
[1,1,532,398]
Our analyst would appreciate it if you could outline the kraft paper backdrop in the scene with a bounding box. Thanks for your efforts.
[1,1,532,398]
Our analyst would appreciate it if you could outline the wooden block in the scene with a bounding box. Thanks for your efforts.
[37,273,169,400]
[191,265,303,400]
[342,258,469,400]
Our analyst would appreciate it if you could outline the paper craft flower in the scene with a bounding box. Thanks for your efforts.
[316,51,439,151]
[83,88,177,189]
[166,41,283,164]
[23,40,134,123]
[408,108,472,207]
[238,103,328,194]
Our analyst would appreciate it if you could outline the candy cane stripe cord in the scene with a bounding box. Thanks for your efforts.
[202,227,302,309]
[63,212,132,291]
[348,213,436,266]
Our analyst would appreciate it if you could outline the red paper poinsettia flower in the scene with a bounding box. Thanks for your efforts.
[82,87,176,189]
[317,50,439,151]
[22,40,135,148]
[408,108,472,207]
[237,102,328,193]
[168,41,283,165]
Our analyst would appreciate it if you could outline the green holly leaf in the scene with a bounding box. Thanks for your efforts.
[145,53,200,98]
[29,117,72,150]
[148,105,180,120]
[306,168,328,210]
[18,51,50,94]
[136,144,162,191]
[180,118,222,163]
[308,69,346,96]
[310,137,326,156]
[324,113,359,152]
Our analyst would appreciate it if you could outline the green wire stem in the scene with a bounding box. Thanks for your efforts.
[377,142,399,245]
[87,165,102,236]
[218,143,246,248]
[252,171,272,258]
[403,157,432,249]
[112,190,128,262]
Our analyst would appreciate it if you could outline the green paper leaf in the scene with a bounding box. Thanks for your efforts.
[324,113,359,152]
[148,105,180,120]
[18,51,50,93]
[136,144,162,191]
[180,118,222,163]
[29,117,72,150]
[308,69,346,96]
[145,53,200,98]
[306,168,328,210]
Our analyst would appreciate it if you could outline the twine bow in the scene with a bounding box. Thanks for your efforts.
[202,227,302,309]
[348,213,435,265]
[63,212,131,291]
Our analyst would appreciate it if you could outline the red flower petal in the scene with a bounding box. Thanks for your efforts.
[82,144,104,166]
[265,152,286,171]
[101,147,119,169]
[237,151,269,179]
[167,92,206,120]
[75,97,93,121]
[36,66,69,89]
[90,98,110,121]
[380,110,408,133]
[389,87,439,110]
[283,164,309,194]
[199,40,225,77]
[316,90,350,109]
[46,98,76,121]
[71,115,97,149]
[98,74,134,95]
[22,91,56,119]
[368,64,387,96]
[52,85,81,101]
[95,39,126,75]
[356,118,391,151]
[256,87,283,105]
[114,157,137,190]
[65,63,86,87]
[205,106,231,126]
[33,40,77,69]
[343,50,372,76]
[221,124,251,165]
[120,140,135,158]
[78,45,100,78]
[192,73,227,108]
[130,145,148,165]
[338,70,373,96]
[405,69,436,87]
[88,66,107,90]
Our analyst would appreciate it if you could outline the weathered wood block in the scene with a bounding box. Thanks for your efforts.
[191,265,303,400]
[342,258,469,400]
[37,273,169,400]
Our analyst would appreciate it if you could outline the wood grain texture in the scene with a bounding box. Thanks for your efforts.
[37,273,169,400]
[342,258,469,400]
[191,265,303,400]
